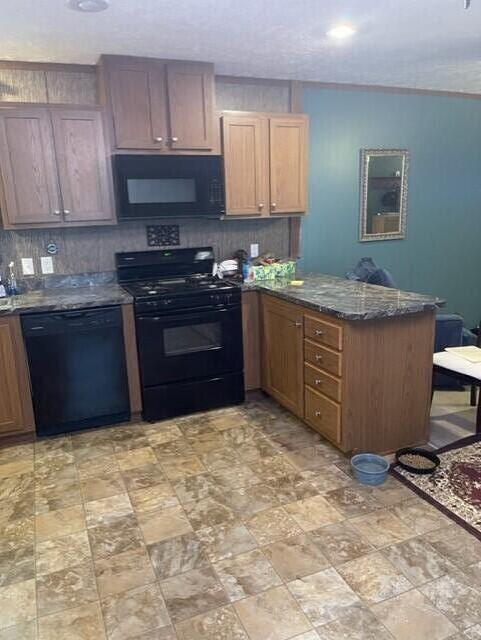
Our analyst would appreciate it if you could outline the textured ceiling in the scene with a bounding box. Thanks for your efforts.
[2,0,481,93]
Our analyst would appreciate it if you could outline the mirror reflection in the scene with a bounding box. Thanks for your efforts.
[359,149,409,241]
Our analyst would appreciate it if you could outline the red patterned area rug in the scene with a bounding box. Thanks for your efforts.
[391,435,481,540]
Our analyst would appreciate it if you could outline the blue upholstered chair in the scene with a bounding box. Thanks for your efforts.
[346,258,478,397]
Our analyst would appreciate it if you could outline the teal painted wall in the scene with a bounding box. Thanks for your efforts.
[301,86,481,327]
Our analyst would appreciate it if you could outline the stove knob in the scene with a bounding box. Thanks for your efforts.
[163,298,173,306]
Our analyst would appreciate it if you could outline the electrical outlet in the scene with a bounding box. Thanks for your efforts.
[40,256,54,274]
[21,258,35,276]
[250,243,259,259]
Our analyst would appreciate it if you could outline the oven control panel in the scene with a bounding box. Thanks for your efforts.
[135,289,241,314]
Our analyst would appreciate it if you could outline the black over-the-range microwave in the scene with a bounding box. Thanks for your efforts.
[113,155,225,220]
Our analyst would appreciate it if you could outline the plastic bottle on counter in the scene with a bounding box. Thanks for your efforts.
[0,276,6,298]
[6,262,18,296]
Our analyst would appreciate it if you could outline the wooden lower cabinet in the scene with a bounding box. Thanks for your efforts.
[260,294,304,418]
[242,291,261,391]
[0,316,35,436]
[259,292,435,454]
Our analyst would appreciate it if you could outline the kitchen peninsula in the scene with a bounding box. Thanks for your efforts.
[0,272,442,455]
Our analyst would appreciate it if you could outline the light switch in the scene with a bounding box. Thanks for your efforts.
[40,256,54,274]
[250,244,259,259]
[21,258,35,276]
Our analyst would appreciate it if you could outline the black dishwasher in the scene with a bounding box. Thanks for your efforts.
[22,306,131,436]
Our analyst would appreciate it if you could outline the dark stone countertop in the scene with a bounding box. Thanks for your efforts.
[243,273,444,320]
[0,284,133,316]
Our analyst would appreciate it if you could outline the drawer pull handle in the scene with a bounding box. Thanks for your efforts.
[315,329,324,335]
[315,354,323,361]
[315,410,322,417]
[295,321,302,327]
[315,379,322,385]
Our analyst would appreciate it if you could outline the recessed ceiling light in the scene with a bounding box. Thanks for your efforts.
[327,24,356,39]
[67,0,109,12]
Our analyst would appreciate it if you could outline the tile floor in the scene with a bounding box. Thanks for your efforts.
[0,394,480,640]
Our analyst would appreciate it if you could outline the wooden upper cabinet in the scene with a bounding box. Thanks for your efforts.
[221,111,309,217]
[269,115,308,214]
[106,61,167,150]
[0,107,62,227]
[0,316,35,436]
[166,62,215,150]
[222,115,269,216]
[51,109,114,223]
[99,56,216,153]
[261,295,304,418]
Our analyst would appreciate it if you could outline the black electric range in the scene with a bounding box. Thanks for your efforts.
[116,248,244,421]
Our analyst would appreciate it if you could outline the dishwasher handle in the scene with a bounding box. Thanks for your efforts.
[22,306,123,337]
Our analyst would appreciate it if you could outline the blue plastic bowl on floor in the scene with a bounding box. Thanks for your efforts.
[351,453,389,486]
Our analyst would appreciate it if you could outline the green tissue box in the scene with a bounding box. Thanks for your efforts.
[251,261,296,281]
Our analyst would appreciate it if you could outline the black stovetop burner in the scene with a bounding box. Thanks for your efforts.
[122,275,236,299]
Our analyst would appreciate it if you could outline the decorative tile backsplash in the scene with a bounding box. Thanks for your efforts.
[0,218,290,277]
[146,224,180,247]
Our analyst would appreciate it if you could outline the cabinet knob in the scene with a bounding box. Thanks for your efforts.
[258,203,264,210]
[315,354,323,361]
[315,410,322,417]
[64,210,70,215]
[271,202,277,210]
[295,321,302,327]
[171,136,179,143]
[315,329,324,336]
[315,379,322,385]
[53,209,61,216]
[154,136,163,142]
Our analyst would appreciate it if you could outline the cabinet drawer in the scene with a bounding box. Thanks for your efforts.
[305,387,341,443]
[304,339,342,377]
[304,315,343,351]
[304,362,341,403]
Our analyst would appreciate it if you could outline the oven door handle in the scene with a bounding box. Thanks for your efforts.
[136,307,236,323]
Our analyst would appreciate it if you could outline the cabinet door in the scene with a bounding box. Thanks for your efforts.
[166,62,215,150]
[261,295,304,417]
[269,115,308,214]
[51,109,114,223]
[0,108,62,227]
[107,61,167,150]
[222,114,269,216]
[242,291,261,390]
[0,316,35,435]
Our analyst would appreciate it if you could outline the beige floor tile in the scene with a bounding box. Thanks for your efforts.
[161,455,206,482]
[200,447,240,471]
[0,545,34,587]
[184,496,236,530]
[425,525,481,569]
[0,620,36,640]
[316,607,392,639]
[349,509,416,548]
[35,454,75,483]
[366,477,413,507]
[383,537,453,586]
[322,486,381,518]
[309,522,373,566]
[287,568,362,627]
[38,602,106,640]
[420,572,481,630]
[0,474,34,527]
[35,478,82,514]
[372,588,457,640]
[36,561,98,617]
[236,437,280,464]
[160,566,229,623]
[302,464,353,493]
[145,422,182,446]
[101,582,170,640]
[0,579,36,629]
[36,530,92,576]
[284,445,341,472]
[266,473,319,505]
[153,439,195,461]
[254,455,298,483]
[337,552,412,605]
[94,547,156,599]
[188,430,227,455]
[120,464,166,492]
[173,473,224,505]
[0,459,33,480]
[0,517,34,554]
[116,447,158,471]
[212,464,260,489]
[246,507,302,545]
[196,521,258,562]
[129,483,178,513]
[263,532,330,581]
[87,513,144,560]
[285,496,344,531]
[226,484,280,519]
[175,605,248,640]
[72,441,115,464]
[137,505,192,545]
[84,494,133,528]
[80,472,126,503]
[0,444,33,465]
[234,585,312,640]
[148,532,209,580]
[213,548,282,602]
[77,454,119,480]
[390,498,450,535]
[36,505,86,542]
